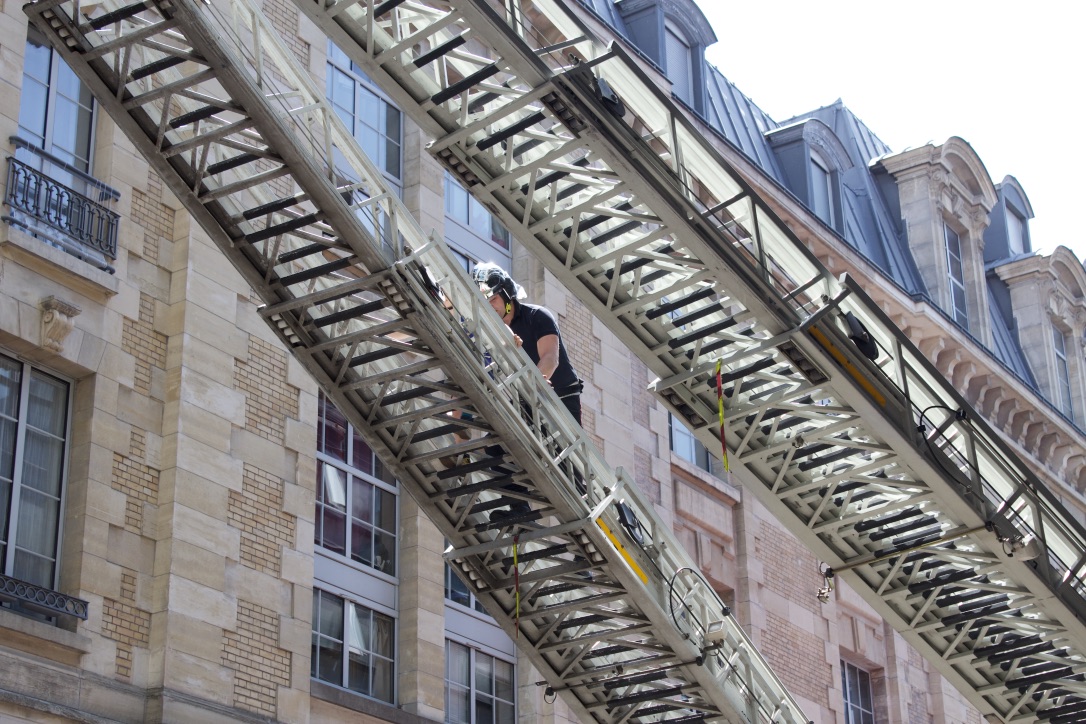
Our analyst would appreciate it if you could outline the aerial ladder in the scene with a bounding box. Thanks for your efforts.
[23,0,1086,722]
[26,1,807,722]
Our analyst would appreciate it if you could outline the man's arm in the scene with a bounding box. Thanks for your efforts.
[536,334,560,382]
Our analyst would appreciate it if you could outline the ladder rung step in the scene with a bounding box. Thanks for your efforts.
[716,356,775,382]
[958,594,1010,613]
[533,582,587,600]
[555,182,588,202]
[941,602,1011,626]
[411,422,461,443]
[936,587,990,607]
[602,670,670,691]
[660,716,706,724]
[648,286,716,319]
[372,0,410,16]
[414,35,466,68]
[432,63,500,105]
[1008,666,1073,691]
[908,568,977,594]
[700,329,753,355]
[867,516,939,542]
[1038,697,1086,721]
[798,447,859,472]
[243,194,306,220]
[88,1,147,29]
[670,302,724,328]
[567,203,635,237]
[131,54,185,81]
[273,243,326,264]
[987,641,1055,665]
[380,386,433,406]
[606,685,685,709]
[501,544,569,566]
[474,508,544,531]
[478,111,546,151]
[630,704,680,718]
[872,531,941,559]
[794,442,833,460]
[246,212,320,243]
[590,219,641,248]
[348,347,401,367]
[469,91,501,114]
[313,297,387,327]
[973,634,1044,658]
[436,455,508,481]
[967,622,1013,638]
[169,104,220,129]
[278,257,353,287]
[854,507,925,533]
[470,497,527,515]
[206,152,259,175]
[556,613,610,631]
[441,471,516,494]
[522,169,568,195]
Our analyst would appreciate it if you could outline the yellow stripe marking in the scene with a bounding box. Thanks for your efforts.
[597,518,648,584]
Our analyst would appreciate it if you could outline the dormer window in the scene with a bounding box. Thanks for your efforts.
[1007,208,1028,256]
[811,154,836,228]
[664,20,694,106]
[944,223,969,328]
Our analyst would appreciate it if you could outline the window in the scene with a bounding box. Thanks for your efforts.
[664,20,694,106]
[1053,326,1075,422]
[841,661,875,724]
[1007,208,1028,256]
[445,173,511,261]
[446,560,489,615]
[944,224,968,328]
[811,154,836,227]
[316,394,398,576]
[445,640,515,724]
[0,353,70,593]
[327,42,402,191]
[312,588,396,702]
[17,27,95,188]
[670,415,712,472]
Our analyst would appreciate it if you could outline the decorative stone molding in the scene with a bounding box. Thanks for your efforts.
[39,296,82,354]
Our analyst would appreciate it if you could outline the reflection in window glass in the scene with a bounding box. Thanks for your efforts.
[445,640,514,724]
[669,415,712,472]
[841,661,876,724]
[811,155,835,227]
[316,394,397,575]
[1054,326,1075,422]
[445,558,488,614]
[1007,208,1027,256]
[944,224,968,328]
[444,172,511,260]
[312,589,395,703]
[0,352,69,596]
[664,20,694,105]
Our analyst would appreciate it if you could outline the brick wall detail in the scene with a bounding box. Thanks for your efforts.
[234,335,299,444]
[121,292,167,396]
[263,0,310,67]
[129,170,174,263]
[222,600,292,716]
[763,611,830,710]
[758,519,820,615]
[111,430,160,533]
[228,464,296,576]
[102,569,150,679]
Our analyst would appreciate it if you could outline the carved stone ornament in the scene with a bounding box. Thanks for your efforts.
[40,296,81,354]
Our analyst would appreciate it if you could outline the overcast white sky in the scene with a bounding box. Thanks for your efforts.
[693,0,1083,260]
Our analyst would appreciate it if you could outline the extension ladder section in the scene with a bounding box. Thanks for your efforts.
[280,0,1086,721]
[25,1,809,722]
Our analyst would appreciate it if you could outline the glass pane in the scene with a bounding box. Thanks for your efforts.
[857,668,872,708]
[317,637,344,685]
[319,396,348,461]
[475,694,495,724]
[496,700,515,724]
[317,590,344,639]
[21,429,65,496]
[447,564,470,606]
[476,654,494,695]
[372,655,393,702]
[348,649,372,694]
[13,547,54,588]
[351,428,372,475]
[15,486,59,556]
[494,659,514,701]
[374,529,395,574]
[375,486,396,531]
[446,685,470,724]
[0,479,11,549]
[447,640,470,685]
[352,477,373,521]
[27,372,68,437]
[372,613,394,658]
[322,464,347,509]
[17,78,48,146]
[351,524,372,566]
[321,507,346,554]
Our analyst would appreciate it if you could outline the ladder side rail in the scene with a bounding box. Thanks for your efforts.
[27,1,810,720]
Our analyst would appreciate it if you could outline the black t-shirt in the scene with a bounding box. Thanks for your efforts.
[509,301,579,394]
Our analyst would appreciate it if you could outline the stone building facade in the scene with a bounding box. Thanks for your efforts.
[1,1,1082,724]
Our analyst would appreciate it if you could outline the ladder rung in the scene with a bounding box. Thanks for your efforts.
[941,602,1011,626]
[245,212,320,243]
[668,319,744,351]
[973,634,1044,658]
[854,507,924,533]
[590,220,641,248]
[500,544,569,566]
[316,298,387,328]
[533,582,587,600]
[414,34,466,68]
[432,64,500,105]
[206,152,259,176]
[648,286,716,319]
[474,508,543,531]
[243,194,306,220]
[478,111,546,151]
[131,54,185,80]
[276,242,329,264]
[606,685,685,709]
[436,456,508,482]
[278,257,353,287]
[987,641,1055,665]
[372,0,410,16]
[556,613,610,631]
[169,104,220,129]
[1007,666,1073,691]
[867,515,939,542]
[88,1,147,29]
[602,669,670,691]
[670,302,724,328]
[908,568,977,594]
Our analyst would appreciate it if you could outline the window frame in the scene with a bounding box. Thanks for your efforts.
[311,586,398,704]
[444,637,516,724]
[1006,206,1028,256]
[841,660,876,724]
[944,223,969,328]
[326,41,403,193]
[444,172,511,262]
[1053,325,1075,422]
[0,351,72,599]
[315,393,399,580]
[810,153,836,228]
[669,414,712,472]
[663,19,695,106]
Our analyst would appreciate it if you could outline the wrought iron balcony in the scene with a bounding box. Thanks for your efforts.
[0,571,89,621]
[3,139,119,273]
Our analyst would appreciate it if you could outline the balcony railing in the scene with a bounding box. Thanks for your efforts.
[0,571,89,621]
[3,142,119,272]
